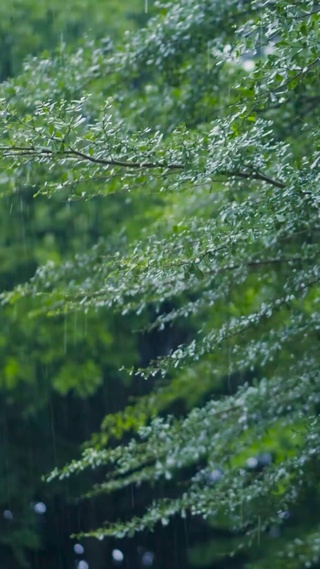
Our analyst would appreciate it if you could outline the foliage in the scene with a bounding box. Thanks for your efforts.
[0,1,153,566]
[1,0,320,568]
[0,0,150,80]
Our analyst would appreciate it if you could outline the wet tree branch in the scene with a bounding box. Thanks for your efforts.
[1,144,287,190]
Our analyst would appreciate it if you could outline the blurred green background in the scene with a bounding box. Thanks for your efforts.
[1,2,314,569]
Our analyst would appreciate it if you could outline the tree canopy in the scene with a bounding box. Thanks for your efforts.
[1,0,320,567]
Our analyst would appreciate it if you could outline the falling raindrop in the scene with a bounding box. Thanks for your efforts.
[77,562,89,569]
[207,41,211,73]
[258,452,272,467]
[74,543,85,555]
[246,457,258,469]
[3,510,13,520]
[241,59,255,72]
[278,510,290,520]
[64,315,68,354]
[207,468,223,483]
[112,549,124,563]
[34,502,47,514]
[141,551,155,567]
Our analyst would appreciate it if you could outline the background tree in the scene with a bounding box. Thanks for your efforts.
[0,2,163,568]
[0,0,151,81]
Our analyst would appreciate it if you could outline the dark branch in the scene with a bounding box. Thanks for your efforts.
[1,144,286,189]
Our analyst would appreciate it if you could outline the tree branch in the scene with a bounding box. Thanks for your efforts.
[1,144,286,189]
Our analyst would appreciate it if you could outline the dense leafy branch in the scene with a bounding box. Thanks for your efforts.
[1,0,320,567]
[0,120,287,190]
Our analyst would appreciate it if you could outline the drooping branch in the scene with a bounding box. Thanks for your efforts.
[1,144,287,189]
